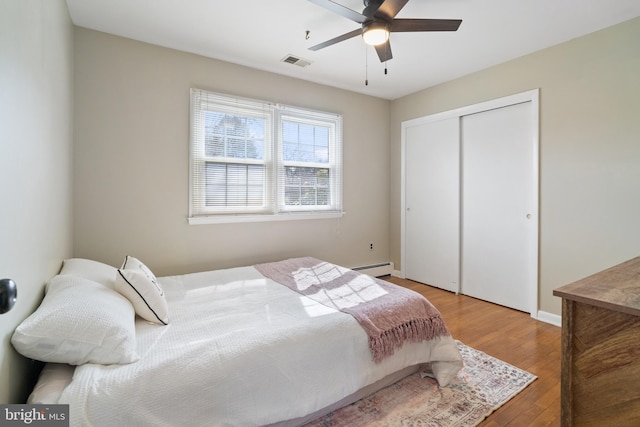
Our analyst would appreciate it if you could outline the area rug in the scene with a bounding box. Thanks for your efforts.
[303,342,536,427]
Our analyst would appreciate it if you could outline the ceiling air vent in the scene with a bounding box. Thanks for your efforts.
[281,55,312,68]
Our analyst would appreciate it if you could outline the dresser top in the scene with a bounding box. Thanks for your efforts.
[553,257,640,317]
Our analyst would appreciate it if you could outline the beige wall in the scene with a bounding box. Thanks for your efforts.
[0,0,74,403]
[73,28,391,276]
[390,17,640,316]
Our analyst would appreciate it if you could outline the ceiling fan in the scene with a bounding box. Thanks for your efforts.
[307,0,462,62]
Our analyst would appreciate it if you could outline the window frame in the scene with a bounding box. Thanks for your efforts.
[189,89,343,224]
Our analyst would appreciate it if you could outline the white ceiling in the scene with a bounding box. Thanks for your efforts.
[65,0,640,100]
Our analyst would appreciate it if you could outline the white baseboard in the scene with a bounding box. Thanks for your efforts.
[352,262,395,278]
[535,310,562,327]
[391,269,403,278]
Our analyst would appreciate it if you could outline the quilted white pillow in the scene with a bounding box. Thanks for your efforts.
[59,258,118,289]
[11,275,139,365]
[115,256,169,325]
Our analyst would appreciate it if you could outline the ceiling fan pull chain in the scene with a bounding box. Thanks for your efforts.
[365,46,369,86]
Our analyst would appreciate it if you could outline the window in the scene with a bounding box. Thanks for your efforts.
[189,89,342,224]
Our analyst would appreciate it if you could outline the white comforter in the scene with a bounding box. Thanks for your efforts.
[60,266,462,426]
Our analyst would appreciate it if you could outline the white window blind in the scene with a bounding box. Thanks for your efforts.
[189,89,342,223]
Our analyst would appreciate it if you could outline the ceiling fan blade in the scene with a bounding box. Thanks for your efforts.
[374,0,409,20]
[308,28,362,51]
[374,40,393,62]
[391,18,462,32]
[306,0,367,23]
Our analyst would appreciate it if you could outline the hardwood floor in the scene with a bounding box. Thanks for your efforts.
[386,276,562,427]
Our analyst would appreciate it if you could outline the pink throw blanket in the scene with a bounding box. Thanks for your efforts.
[254,257,450,363]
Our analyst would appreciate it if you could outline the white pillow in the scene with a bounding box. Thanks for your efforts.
[59,258,118,289]
[27,363,75,404]
[115,256,169,325]
[11,275,139,365]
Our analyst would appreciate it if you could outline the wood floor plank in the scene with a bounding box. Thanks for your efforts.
[386,276,562,427]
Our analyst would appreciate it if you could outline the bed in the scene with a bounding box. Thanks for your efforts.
[12,256,463,427]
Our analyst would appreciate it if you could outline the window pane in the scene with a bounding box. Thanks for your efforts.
[300,167,317,186]
[284,187,301,206]
[301,188,317,206]
[282,120,330,164]
[227,138,245,158]
[248,139,264,160]
[317,169,329,187]
[285,166,301,186]
[204,112,265,160]
[317,187,329,205]
[284,166,330,206]
[315,128,329,163]
[299,124,314,145]
[246,117,265,159]
[283,141,297,161]
[205,162,265,207]
[283,121,297,143]
[315,127,329,145]
[204,112,225,157]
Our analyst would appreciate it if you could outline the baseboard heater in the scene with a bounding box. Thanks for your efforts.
[352,262,394,278]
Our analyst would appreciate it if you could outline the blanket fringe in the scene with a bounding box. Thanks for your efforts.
[369,317,450,363]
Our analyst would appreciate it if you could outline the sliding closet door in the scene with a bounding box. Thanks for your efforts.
[460,101,537,312]
[404,117,459,292]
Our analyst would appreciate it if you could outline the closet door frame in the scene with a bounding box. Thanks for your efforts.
[401,89,539,317]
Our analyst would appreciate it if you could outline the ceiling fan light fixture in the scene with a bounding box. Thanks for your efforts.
[362,22,389,46]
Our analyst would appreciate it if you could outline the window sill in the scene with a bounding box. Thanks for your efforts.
[188,211,345,225]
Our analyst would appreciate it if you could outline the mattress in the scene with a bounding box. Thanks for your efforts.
[30,264,462,426]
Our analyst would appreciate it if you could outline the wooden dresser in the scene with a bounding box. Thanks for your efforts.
[553,257,640,426]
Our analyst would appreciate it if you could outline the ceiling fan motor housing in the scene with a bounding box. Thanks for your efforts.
[362,21,390,45]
